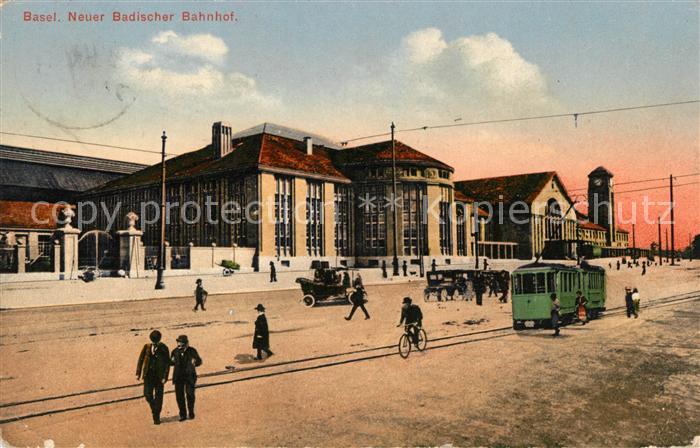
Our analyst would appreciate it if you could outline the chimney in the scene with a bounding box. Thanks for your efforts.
[304,136,313,156]
[212,121,233,158]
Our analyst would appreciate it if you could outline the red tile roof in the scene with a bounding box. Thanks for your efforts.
[92,132,350,193]
[334,140,453,171]
[578,220,607,232]
[454,171,574,205]
[0,200,58,230]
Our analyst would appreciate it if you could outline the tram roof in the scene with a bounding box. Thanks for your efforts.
[514,262,604,273]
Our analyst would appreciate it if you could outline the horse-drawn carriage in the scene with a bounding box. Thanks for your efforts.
[424,269,510,302]
[296,267,359,307]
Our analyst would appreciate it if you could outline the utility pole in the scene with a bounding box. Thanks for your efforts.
[155,131,167,290]
[473,208,480,269]
[418,193,425,277]
[670,174,676,265]
[665,229,669,263]
[632,223,636,262]
[390,122,400,276]
[657,217,662,265]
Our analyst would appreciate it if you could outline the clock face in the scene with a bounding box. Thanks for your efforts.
[593,178,603,187]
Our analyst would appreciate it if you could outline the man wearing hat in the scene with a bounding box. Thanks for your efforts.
[170,335,202,421]
[136,330,170,425]
[397,297,423,347]
[253,304,274,360]
[193,279,207,312]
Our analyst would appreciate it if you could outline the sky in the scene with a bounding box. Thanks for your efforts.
[1,1,698,248]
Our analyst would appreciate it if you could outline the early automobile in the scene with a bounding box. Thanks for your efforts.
[296,267,359,307]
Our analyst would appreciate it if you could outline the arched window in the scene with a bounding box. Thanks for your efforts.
[545,198,563,240]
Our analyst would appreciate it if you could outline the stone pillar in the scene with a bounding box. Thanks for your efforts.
[53,240,61,273]
[16,240,26,274]
[164,241,171,271]
[57,227,80,279]
[117,212,144,278]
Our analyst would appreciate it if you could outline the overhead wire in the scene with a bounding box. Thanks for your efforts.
[339,99,699,145]
[0,131,175,157]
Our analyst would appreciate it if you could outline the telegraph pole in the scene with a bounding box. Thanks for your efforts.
[155,131,167,290]
[665,229,669,263]
[390,122,400,276]
[657,217,662,265]
[473,208,480,269]
[669,174,676,265]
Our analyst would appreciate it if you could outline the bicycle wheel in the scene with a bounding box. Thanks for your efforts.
[416,329,428,351]
[398,334,412,358]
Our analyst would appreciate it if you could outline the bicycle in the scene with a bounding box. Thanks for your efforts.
[397,323,427,358]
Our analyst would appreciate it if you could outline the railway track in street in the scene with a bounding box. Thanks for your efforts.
[1,290,698,425]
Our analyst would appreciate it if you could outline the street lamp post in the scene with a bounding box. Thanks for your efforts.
[155,131,167,290]
[390,122,400,276]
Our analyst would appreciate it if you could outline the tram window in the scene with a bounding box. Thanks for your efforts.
[577,274,581,289]
[547,272,555,293]
[514,275,522,294]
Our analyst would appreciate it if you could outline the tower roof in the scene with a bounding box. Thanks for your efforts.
[588,166,614,177]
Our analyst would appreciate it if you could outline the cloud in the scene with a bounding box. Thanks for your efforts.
[115,31,279,108]
[151,31,228,65]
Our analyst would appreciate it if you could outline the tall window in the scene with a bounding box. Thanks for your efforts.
[360,184,386,256]
[306,181,324,256]
[228,179,247,247]
[402,183,426,256]
[275,176,293,257]
[456,203,466,256]
[545,198,563,240]
[334,184,352,256]
[439,186,453,255]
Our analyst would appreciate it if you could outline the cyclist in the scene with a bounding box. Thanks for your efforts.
[397,297,423,347]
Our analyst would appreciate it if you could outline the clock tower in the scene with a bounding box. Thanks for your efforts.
[587,166,616,245]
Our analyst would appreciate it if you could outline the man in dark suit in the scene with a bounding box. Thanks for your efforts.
[253,304,274,360]
[193,278,207,312]
[136,330,170,425]
[269,261,277,282]
[170,335,202,421]
[345,285,370,321]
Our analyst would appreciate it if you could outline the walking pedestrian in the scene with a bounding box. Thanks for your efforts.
[342,271,351,289]
[575,290,588,325]
[483,259,489,270]
[381,260,387,278]
[353,272,364,290]
[641,262,646,276]
[431,259,437,272]
[253,304,273,360]
[193,279,207,312]
[402,260,408,277]
[488,276,499,298]
[616,260,621,270]
[473,272,486,306]
[550,293,561,336]
[269,261,277,282]
[170,335,202,421]
[632,288,641,317]
[345,285,370,320]
[624,287,637,318]
[136,330,170,425]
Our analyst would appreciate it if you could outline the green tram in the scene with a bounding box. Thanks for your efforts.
[511,262,606,330]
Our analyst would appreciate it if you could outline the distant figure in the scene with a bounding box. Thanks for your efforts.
[402,260,408,277]
[488,276,499,297]
[608,262,612,269]
[253,304,273,360]
[353,273,364,291]
[193,279,207,312]
[550,293,561,337]
[397,297,423,347]
[170,335,202,422]
[473,272,486,306]
[575,290,588,325]
[498,271,510,303]
[616,260,621,270]
[431,259,437,272]
[632,288,641,317]
[136,330,170,425]
[342,271,351,289]
[345,285,370,321]
[624,287,637,318]
[483,259,489,270]
[269,261,277,282]
[381,260,388,278]
[628,262,632,269]
[641,262,646,276]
